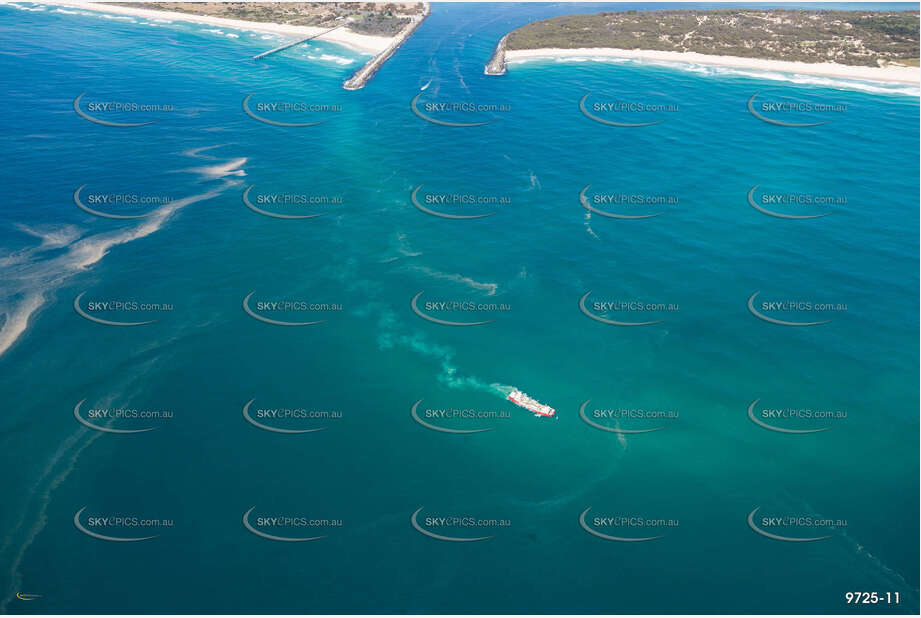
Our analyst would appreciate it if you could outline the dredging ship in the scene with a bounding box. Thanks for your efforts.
[507,389,555,418]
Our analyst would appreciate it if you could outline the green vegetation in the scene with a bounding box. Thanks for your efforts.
[111,2,424,36]
[506,9,920,67]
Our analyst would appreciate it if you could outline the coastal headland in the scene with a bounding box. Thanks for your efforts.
[486,9,921,84]
[484,34,508,75]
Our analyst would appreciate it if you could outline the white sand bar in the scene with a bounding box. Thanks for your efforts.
[49,1,393,53]
[505,47,920,85]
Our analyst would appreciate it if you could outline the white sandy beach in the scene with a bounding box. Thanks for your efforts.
[47,1,393,53]
[505,47,921,85]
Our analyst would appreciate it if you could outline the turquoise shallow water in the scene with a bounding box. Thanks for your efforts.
[0,1,918,614]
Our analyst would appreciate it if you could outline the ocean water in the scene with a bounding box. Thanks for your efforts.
[0,1,918,614]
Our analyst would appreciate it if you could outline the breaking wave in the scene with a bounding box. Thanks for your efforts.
[305,53,354,66]
[670,63,921,97]
[509,55,918,97]
[100,13,136,23]
[5,3,46,11]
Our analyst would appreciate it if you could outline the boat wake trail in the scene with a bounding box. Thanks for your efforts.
[408,265,498,295]
[355,302,498,395]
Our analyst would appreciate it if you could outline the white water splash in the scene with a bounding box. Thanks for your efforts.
[669,63,921,97]
[5,3,46,11]
[306,53,353,66]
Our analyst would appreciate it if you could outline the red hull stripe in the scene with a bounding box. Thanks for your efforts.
[507,395,555,417]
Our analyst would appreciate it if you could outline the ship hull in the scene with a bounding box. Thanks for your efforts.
[507,394,555,417]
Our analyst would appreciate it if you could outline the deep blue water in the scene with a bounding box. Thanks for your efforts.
[0,1,918,614]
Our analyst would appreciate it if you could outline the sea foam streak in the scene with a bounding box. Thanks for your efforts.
[0,362,170,613]
[352,302,501,396]
[409,265,498,295]
[0,224,82,268]
[185,157,248,179]
[0,293,45,359]
[0,152,245,358]
[583,210,599,240]
[0,424,99,614]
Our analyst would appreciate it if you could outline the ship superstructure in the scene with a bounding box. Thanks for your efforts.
[507,389,555,417]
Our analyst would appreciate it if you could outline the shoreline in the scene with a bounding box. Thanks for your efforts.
[343,3,430,90]
[503,47,921,86]
[47,2,393,54]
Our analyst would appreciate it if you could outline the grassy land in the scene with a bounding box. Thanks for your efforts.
[506,9,920,67]
[109,2,426,36]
